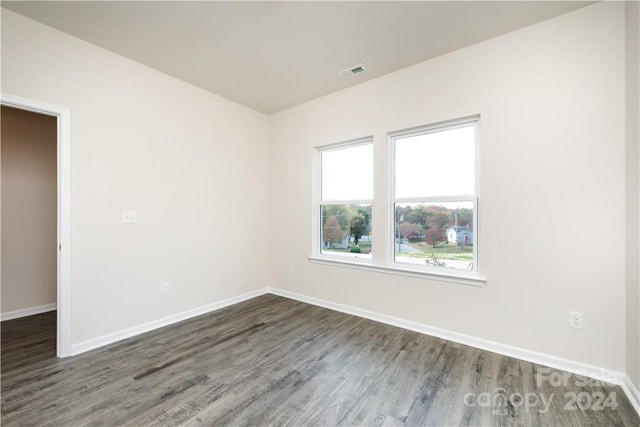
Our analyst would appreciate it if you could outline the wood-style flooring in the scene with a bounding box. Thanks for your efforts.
[2,294,639,426]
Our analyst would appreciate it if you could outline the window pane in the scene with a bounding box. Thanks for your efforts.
[321,204,372,257]
[395,125,475,198]
[322,144,373,201]
[394,201,473,270]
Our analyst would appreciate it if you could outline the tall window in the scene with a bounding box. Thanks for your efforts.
[318,139,373,259]
[392,119,478,271]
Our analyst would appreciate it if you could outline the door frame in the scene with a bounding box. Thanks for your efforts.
[1,93,72,357]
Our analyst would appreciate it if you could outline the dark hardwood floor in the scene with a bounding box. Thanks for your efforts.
[1,294,639,426]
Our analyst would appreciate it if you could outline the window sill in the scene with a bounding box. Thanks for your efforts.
[308,255,487,287]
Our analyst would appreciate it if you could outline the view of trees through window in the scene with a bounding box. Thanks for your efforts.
[321,204,372,256]
[394,202,474,270]
[393,120,477,271]
[317,119,477,274]
[319,140,373,258]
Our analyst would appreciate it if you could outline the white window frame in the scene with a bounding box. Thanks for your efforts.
[309,117,485,286]
[312,137,374,263]
[389,117,480,280]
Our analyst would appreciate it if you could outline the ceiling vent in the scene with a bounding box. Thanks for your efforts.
[338,64,367,79]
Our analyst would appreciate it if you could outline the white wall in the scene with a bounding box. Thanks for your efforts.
[1,9,269,344]
[2,2,635,381]
[626,0,640,390]
[269,2,627,371]
[1,106,57,314]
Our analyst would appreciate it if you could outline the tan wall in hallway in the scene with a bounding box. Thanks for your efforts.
[1,106,57,314]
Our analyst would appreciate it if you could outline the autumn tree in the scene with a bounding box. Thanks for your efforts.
[449,208,472,227]
[425,224,443,248]
[400,222,421,240]
[322,205,351,230]
[424,205,449,229]
[323,216,344,248]
[350,214,367,245]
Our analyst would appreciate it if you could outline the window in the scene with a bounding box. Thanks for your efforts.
[317,139,373,259]
[312,117,481,283]
[392,119,478,272]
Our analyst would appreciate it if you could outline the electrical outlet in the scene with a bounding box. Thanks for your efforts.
[569,311,584,329]
[288,265,295,276]
[161,281,171,295]
[121,210,138,224]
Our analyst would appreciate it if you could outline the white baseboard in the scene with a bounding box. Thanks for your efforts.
[1,303,56,321]
[268,287,639,416]
[70,288,269,355]
[63,285,640,417]
[622,375,640,416]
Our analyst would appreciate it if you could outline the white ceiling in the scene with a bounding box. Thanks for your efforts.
[2,1,593,114]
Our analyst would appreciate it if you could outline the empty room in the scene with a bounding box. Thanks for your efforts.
[1,1,639,425]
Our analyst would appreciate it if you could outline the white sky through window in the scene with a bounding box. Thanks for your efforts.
[321,143,373,201]
[395,125,475,198]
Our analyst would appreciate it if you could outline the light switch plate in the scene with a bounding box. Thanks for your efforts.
[121,210,137,224]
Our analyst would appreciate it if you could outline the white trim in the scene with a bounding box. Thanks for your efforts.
[313,135,373,152]
[70,288,269,355]
[621,375,640,416]
[387,116,480,139]
[394,195,475,204]
[1,93,72,358]
[268,287,637,412]
[319,199,372,206]
[311,146,321,255]
[308,255,486,286]
[1,303,57,321]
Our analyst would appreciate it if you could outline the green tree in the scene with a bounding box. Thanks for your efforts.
[323,216,343,248]
[350,214,367,245]
[355,206,370,228]
[402,205,430,226]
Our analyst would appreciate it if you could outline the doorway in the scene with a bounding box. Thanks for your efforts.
[1,94,71,357]
[1,106,57,324]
